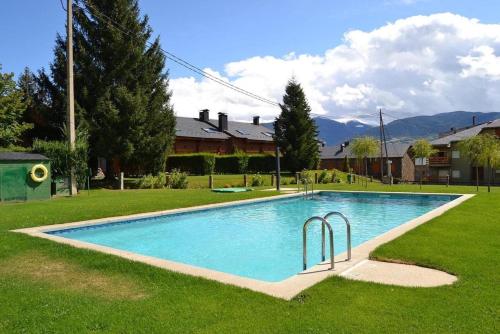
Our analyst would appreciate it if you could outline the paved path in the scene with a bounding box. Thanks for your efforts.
[341,260,457,287]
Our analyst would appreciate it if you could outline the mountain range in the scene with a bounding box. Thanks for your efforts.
[264,111,500,145]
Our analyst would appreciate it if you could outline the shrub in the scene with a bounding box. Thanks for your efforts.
[138,174,166,189]
[32,136,89,187]
[167,169,188,189]
[215,155,240,174]
[237,153,249,174]
[250,174,264,187]
[318,170,330,184]
[299,170,314,184]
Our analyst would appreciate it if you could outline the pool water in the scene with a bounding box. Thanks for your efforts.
[48,192,458,282]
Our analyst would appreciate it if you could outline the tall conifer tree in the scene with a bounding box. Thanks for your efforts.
[40,0,175,174]
[274,79,319,172]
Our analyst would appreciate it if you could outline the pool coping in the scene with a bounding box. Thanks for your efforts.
[13,190,474,300]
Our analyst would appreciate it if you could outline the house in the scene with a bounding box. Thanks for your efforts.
[174,109,275,154]
[423,119,500,184]
[320,142,415,182]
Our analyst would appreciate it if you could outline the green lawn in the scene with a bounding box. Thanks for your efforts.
[0,184,498,333]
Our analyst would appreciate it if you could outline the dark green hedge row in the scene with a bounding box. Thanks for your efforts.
[166,154,286,174]
[166,154,216,175]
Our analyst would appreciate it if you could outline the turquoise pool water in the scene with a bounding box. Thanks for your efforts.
[48,192,458,282]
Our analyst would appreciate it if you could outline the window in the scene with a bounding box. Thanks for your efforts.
[452,170,460,178]
[261,132,273,137]
[236,129,250,135]
[452,150,460,159]
[415,157,427,166]
[202,128,218,133]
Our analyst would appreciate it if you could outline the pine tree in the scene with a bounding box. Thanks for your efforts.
[40,0,175,175]
[274,79,319,172]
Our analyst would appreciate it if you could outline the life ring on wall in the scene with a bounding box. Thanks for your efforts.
[30,164,49,183]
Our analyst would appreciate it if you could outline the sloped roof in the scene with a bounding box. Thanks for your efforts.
[175,117,230,140]
[321,142,411,160]
[0,152,49,161]
[482,119,500,129]
[430,120,499,146]
[206,119,274,142]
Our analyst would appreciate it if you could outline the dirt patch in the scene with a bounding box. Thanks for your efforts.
[0,252,148,300]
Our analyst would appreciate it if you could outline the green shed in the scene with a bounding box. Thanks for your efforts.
[0,152,51,202]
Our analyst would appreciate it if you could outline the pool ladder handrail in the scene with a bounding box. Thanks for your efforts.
[302,212,352,271]
[323,212,351,261]
[299,178,314,200]
[303,216,334,270]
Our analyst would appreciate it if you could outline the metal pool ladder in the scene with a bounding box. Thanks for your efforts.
[302,212,352,271]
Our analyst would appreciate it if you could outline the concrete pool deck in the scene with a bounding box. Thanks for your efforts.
[13,191,473,300]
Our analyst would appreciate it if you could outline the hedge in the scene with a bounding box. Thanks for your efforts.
[166,154,215,175]
[166,153,287,174]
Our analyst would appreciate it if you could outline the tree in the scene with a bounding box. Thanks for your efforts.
[18,67,65,142]
[458,136,484,192]
[40,0,175,175]
[475,134,500,193]
[0,65,32,147]
[412,139,437,189]
[351,136,378,187]
[274,79,319,172]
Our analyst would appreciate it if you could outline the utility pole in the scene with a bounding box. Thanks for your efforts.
[67,0,77,196]
[379,109,384,180]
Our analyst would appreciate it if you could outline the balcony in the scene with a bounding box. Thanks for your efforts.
[429,156,451,166]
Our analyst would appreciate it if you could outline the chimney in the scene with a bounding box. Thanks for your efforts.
[253,116,260,125]
[450,127,456,133]
[218,112,228,131]
[472,115,477,126]
[199,109,209,122]
[344,141,350,147]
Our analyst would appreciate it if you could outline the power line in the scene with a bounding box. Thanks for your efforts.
[63,1,280,107]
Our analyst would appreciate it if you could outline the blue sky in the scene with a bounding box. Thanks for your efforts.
[2,1,500,122]
[1,0,499,78]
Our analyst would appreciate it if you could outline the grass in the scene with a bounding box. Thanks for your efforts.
[0,184,498,333]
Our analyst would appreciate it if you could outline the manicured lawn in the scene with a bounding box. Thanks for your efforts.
[0,184,498,333]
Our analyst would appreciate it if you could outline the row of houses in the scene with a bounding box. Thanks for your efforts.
[174,109,275,155]
[96,109,499,185]
[319,118,500,185]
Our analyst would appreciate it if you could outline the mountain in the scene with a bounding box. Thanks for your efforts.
[263,111,500,145]
[363,111,500,141]
[262,117,374,145]
[313,117,374,145]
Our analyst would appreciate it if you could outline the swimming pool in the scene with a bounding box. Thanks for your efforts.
[44,191,459,282]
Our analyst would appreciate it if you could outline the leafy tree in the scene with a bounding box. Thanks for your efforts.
[0,65,32,147]
[412,139,437,189]
[351,136,378,187]
[458,136,484,191]
[475,134,500,193]
[40,0,175,175]
[274,79,319,172]
[18,67,65,142]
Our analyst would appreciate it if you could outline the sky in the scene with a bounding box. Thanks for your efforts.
[2,0,500,123]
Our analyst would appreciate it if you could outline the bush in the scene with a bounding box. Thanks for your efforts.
[250,174,264,187]
[138,173,166,189]
[32,137,89,187]
[168,169,188,189]
[318,170,330,184]
[166,154,215,175]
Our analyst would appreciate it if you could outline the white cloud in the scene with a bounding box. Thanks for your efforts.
[170,13,500,123]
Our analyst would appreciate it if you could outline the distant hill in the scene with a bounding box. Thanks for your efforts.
[263,111,500,145]
[363,111,500,141]
[262,117,374,145]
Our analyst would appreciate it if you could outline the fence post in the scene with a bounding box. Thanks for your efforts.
[119,172,124,190]
[243,174,247,187]
[209,175,213,189]
[314,172,318,184]
[271,174,275,186]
